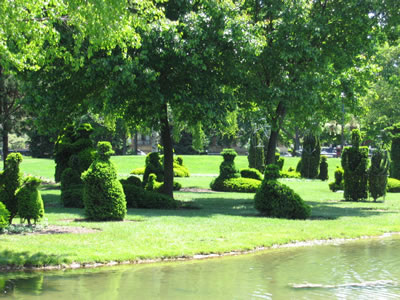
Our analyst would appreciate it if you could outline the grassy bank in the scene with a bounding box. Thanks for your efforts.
[1,155,398,269]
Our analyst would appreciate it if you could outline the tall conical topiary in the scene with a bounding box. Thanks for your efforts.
[385,123,400,180]
[318,155,329,181]
[0,153,23,223]
[300,134,321,178]
[248,131,264,173]
[369,148,389,201]
[341,129,368,201]
[82,141,127,221]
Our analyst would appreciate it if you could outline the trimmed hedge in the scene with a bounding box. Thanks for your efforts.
[280,170,301,179]
[145,173,182,192]
[0,153,23,223]
[82,142,126,221]
[210,177,261,193]
[0,202,9,230]
[341,129,368,201]
[131,167,145,175]
[386,123,400,179]
[387,178,400,193]
[16,176,44,225]
[240,168,263,180]
[254,165,311,219]
[131,156,190,178]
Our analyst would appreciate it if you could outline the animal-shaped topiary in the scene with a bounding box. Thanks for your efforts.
[0,202,9,229]
[82,141,127,221]
[16,176,44,225]
[0,153,23,223]
[254,164,311,219]
[143,152,164,187]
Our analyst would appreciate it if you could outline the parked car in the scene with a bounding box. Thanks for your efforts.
[321,147,337,158]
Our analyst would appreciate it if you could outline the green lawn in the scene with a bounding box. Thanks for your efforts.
[1,155,397,269]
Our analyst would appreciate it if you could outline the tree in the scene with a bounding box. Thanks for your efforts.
[241,0,393,165]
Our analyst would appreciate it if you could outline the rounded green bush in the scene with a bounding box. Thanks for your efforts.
[131,167,145,175]
[240,168,263,180]
[329,167,344,192]
[0,152,23,223]
[254,180,311,219]
[16,176,44,224]
[387,178,400,193]
[120,176,142,187]
[82,141,127,221]
[280,170,301,178]
[0,202,10,229]
[264,164,280,180]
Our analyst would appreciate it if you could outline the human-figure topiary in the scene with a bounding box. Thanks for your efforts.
[254,164,311,219]
[329,167,344,192]
[300,134,321,179]
[0,153,23,223]
[369,148,390,202]
[248,131,265,173]
[275,152,285,170]
[16,176,44,225]
[0,202,9,230]
[341,129,369,201]
[143,152,164,187]
[82,141,127,221]
[318,155,329,181]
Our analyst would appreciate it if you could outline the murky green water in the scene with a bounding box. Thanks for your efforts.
[2,236,400,299]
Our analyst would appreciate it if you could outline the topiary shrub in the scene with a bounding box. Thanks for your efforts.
[318,155,329,181]
[16,176,44,225]
[143,152,164,187]
[0,153,23,223]
[145,173,182,192]
[300,134,321,179]
[384,123,400,179]
[131,167,145,175]
[173,156,190,177]
[240,168,263,180]
[329,167,344,192]
[296,159,302,173]
[210,177,261,193]
[248,131,265,172]
[369,148,390,201]
[341,129,368,201]
[0,202,9,230]
[275,153,285,170]
[211,149,244,192]
[120,176,142,187]
[254,165,311,219]
[280,170,301,179]
[61,185,84,208]
[120,181,180,209]
[387,178,400,193]
[82,141,127,221]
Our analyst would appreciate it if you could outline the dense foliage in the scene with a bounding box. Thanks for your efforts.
[386,123,400,180]
[248,131,264,172]
[318,156,329,181]
[240,168,263,180]
[387,178,400,193]
[369,149,390,201]
[254,165,311,219]
[0,153,23,223]
[16,176,44,225]
[341,129,369,201]
[82,142,126,221]
[300,134,321,179]
[329,167,345,192]
[0,202,9,230]
[143,152,164,187]
[275,153,285,170]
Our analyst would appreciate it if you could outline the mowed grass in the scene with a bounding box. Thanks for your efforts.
[1,154,398,268]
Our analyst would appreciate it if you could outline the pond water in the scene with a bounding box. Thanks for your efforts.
[2,236,400,299]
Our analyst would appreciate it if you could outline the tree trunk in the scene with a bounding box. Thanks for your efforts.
[134,131,138,155]
[160,104,174,198]
[265,101,286,165]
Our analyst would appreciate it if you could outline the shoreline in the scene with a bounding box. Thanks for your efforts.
[1,231,399,273]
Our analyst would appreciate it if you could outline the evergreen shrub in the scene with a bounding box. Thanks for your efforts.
[387,178,400,193]
[145,173,182,192]
[248,132,265,172]
[131,167,145,175]
[16,176,44,224]
[143,152,164,186]
[240,168,263,180]
[386,123,400,179]
[82,142,126,221]
[210,177,260,193]
[0,153,23,223]
[280,170,301,179]
[300,134,321,178]
[341,129,368,201]
[329,167,344,192]
[0,202,9,229]
[369,149,390,201]
[275,153,285,170]
[254,165,311,219]
[318,155,329,181]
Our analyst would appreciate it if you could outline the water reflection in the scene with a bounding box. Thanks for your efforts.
[2,236,400,299]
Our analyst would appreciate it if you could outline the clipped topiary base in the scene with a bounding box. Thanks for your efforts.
[210,177,261,193]
[254,180,311,219]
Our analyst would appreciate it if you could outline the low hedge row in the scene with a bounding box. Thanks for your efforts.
[210,177,261,193]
